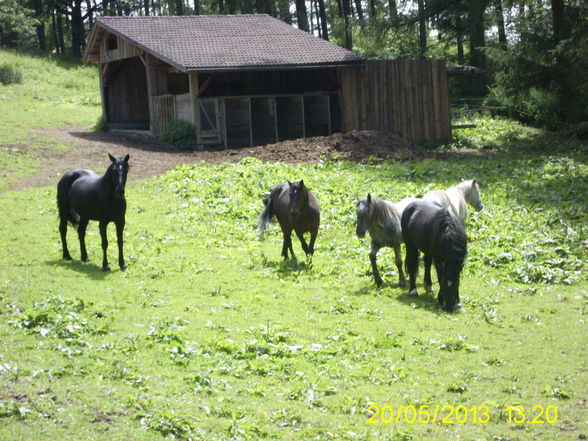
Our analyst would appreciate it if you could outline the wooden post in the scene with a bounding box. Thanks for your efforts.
[273,97,278,142]
[189,72,200,143]
[248,98,253,147]
[99,63,108,125]
[141,54,156,135]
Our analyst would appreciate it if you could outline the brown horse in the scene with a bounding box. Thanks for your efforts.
[259,180,320,259]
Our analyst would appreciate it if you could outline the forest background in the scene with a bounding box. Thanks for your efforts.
[0,0,586,131]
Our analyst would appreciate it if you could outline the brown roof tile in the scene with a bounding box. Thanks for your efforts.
[88,15,365,71]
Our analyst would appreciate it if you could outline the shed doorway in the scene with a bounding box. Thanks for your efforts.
[104,57,149,130]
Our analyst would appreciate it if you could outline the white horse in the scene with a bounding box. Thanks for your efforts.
[423,179,483,226]
[393,197,419,219]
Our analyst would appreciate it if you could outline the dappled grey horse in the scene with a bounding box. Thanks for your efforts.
[356,194,415,287]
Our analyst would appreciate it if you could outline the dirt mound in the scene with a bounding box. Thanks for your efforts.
[5,127,432,192]
[201,130,431,163]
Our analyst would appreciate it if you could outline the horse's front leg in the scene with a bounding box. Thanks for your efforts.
[295,229,310,256]
[369,242,383,287]
[281,227,294,259]
[307,227,318,256]
[433,260,446,308]
[393,244,406,286]
[60,218,72,260]
[423,254,433,293]
[115,219,127,271]
[405,244,419,296]
[99,221,110,272]
[77,218,90,262]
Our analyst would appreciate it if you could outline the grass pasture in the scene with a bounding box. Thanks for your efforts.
[0,49,587,441]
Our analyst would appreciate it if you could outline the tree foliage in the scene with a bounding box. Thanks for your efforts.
[0,0,585,129]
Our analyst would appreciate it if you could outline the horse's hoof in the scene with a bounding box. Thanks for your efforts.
[424,284,433,293]
[82,258,90,263]
[120,264,128,271]
[375,278,383,287]
[409,289,418,297]
[63,255,73,261]
[398,280,407,287]
[102,265,111,272]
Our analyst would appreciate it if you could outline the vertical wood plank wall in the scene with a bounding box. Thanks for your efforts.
[151,94,175,135]
[339,59,452,141]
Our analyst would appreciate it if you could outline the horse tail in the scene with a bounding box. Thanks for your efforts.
[258,186,280,236]
[57,171,82,227]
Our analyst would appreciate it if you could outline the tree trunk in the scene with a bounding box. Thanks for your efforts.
[36,23,47,51]
[51,12,60,54]
[56,12,66,56]
[456,14,464,64]
[417,0,426,57]
[70,0,85,58]
[144,0,150,15]
[340,0,352,49]
[295,0,309,31]
[550,0,580,123]
[317,0,329,40]
[368,0,376,18]
[388,0,397,21]
[468,0,487,67]
[354,0,364,20]
[87,0,94,28]
[31,0,47,51]
[193,0,199,14]
[175,0,184,15]
[495,0,507,49]
[550,0,565,42]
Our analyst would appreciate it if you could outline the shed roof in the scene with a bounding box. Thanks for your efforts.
[84,14,365,71]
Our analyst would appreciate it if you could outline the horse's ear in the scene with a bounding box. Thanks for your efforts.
[124,154,130,163]
[367,193,372,204]
[108,153,116,163]
[356,195,361,202]
[299,179,304,188]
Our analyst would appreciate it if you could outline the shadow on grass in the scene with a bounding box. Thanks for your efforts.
[262,256,315,280]
[46,259,112,280]
[68,129,187,154]
[394,290,450,315]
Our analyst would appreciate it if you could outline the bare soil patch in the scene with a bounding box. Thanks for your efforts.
[5,125,434,192]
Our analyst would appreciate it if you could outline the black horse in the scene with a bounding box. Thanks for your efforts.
[401,200,467,311]
[259,180,320,259]
[57,154,130,272]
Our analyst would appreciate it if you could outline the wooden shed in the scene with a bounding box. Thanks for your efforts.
[83,15,451,145]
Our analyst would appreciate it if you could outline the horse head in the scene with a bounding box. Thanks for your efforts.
[288,180,307,221]
[108,153,130,199]
[439,265,462,310]
[355,193,372,238]
[468,180,484,212]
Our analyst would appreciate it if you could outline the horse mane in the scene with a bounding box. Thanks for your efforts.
[436,209,467,268]
[369,197,400,227]
[455,179,476,200]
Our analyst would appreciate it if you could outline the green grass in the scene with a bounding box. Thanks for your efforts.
[0,49,100,190]
[1,150,587,440]
[0,51,587,440]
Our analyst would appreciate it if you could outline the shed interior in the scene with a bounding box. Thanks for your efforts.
[105,56,149,129]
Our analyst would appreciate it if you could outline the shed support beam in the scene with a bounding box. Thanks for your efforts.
[98,62,108,124]
[189,72,200,142]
